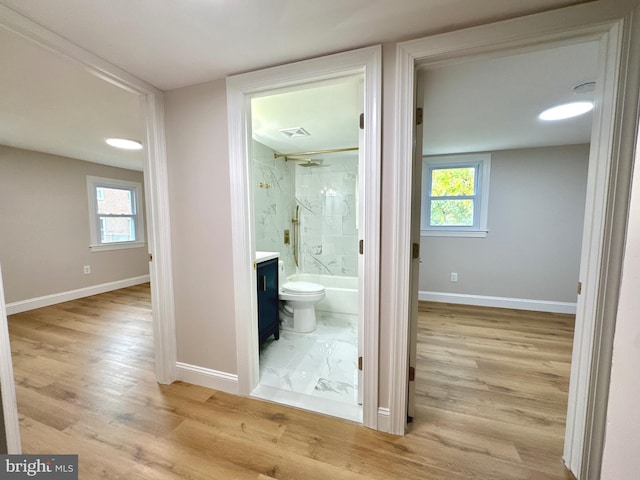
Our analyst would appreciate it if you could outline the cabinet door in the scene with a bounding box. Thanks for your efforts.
[257,258,279,345]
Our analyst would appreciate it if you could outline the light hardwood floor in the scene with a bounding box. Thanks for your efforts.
[8,285,575,479]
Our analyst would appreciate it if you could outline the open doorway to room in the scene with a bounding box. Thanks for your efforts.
[0,10,174,451]
[249,76,363,422]
[393,6,639,478]
[226,46,381,428]
[409,40,598,477]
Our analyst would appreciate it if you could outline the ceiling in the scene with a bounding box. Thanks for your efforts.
[252,76,362,157]
[0,27,145,170]
[0,0,595,170]
[421,41,599,155]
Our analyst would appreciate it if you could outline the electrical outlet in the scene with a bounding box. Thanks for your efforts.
[83,265,91,275]
[450,272,458,282]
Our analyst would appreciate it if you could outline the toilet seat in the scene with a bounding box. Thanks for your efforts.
[281,281,324,295]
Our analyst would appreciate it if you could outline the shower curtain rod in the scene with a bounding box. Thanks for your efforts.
[273,147,358,160]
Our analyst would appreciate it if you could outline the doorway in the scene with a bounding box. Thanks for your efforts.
[0,7,176,454]
[227,45,381,428]
[389,3,640,479]
[249,76,363,422]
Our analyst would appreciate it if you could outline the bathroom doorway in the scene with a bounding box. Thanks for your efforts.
[250,76,363,421]
[226,46,381,428]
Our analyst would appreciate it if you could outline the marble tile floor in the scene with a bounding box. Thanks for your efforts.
[252,311,362,423]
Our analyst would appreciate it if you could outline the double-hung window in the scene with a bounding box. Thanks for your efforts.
[421,153,491,237]
[87,176,145,251]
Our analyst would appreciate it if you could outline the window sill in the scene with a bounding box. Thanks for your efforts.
[90,241,146,252]
[421,230,488,238]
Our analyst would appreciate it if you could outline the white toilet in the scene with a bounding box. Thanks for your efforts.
[278,262,325,333]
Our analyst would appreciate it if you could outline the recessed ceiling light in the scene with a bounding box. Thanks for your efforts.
[106,138,143,150]
[539,101,594,121]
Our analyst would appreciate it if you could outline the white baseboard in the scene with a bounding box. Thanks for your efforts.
[175,362,239,395]
[6,275,151,315]
[419,291,576,314]
[377,407,391,433]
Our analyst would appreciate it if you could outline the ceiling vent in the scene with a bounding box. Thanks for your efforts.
[279,127,310,138]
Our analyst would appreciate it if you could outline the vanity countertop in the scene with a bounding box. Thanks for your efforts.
[255,251,280,264]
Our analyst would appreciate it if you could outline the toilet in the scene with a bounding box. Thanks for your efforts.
[278,262,325,333]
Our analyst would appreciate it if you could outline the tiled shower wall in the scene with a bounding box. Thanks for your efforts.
[253,140,358,278]
[252,140,297,275]
[296,155,358,276]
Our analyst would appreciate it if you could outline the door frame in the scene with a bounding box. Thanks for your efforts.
[388,1,640,477]
[0,6,177,384]
[226,45,381,428]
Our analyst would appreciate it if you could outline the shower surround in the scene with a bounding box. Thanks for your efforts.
[252,140,296,274]
[252,140,358,277]
[295,154,358,276]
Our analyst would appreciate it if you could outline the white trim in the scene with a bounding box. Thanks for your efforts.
[226,45,381,429]
[6,275,151,315]
[89,241,147,252]
[421,230,488,238]
[175,362,239,395]
[419,291,577,314]
[377,407,391,433]
[389,4,638,474]
[0,5,177,385]
[0,264,21,453]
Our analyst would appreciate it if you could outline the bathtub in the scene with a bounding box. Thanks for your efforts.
[286,273,358,316]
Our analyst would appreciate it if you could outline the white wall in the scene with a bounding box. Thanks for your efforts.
[420,144,589,305]
[164,79,237,374]
[600,143,640,479]
[0,145,149,306]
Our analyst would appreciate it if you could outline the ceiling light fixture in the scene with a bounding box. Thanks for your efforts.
[105,138,143,150]
[539,101,594,121]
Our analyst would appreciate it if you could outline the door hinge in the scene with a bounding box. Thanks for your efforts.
[358,356,363,371]
[148,253,153,262]
[412,242,420,260]
[408,366,416,382]
[416,107,423,126]
[359,112,364,129]
[577,281,582,295]
[359,239,364,255]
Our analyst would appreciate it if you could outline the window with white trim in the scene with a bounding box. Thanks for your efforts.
[87,176,145,251]
[421,153,491,237]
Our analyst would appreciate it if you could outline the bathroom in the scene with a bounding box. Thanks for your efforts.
[249,76,362,421]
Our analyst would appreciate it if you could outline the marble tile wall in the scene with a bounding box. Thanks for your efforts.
[253,141,359,278]
[252,140,296,275]
[296,154,358,276]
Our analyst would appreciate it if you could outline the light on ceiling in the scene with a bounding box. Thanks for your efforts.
[105,138,143,150]
[539,101,593,121]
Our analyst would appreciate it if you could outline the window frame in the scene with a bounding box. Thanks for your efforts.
[86,176,146,252]
[421,153,491,237]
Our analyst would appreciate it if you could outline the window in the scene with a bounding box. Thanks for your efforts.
[421,154,490,237]
[87,176,145,251]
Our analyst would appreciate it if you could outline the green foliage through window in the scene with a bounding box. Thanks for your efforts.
[429,167,476,227]
[430,167,475,196]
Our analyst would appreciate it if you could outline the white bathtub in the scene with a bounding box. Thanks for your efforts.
[286,273,358,315]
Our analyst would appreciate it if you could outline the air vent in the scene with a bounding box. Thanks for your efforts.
[279,127,311,138]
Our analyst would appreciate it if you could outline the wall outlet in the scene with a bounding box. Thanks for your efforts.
[450,272,458,282]
[83,265,91,275]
